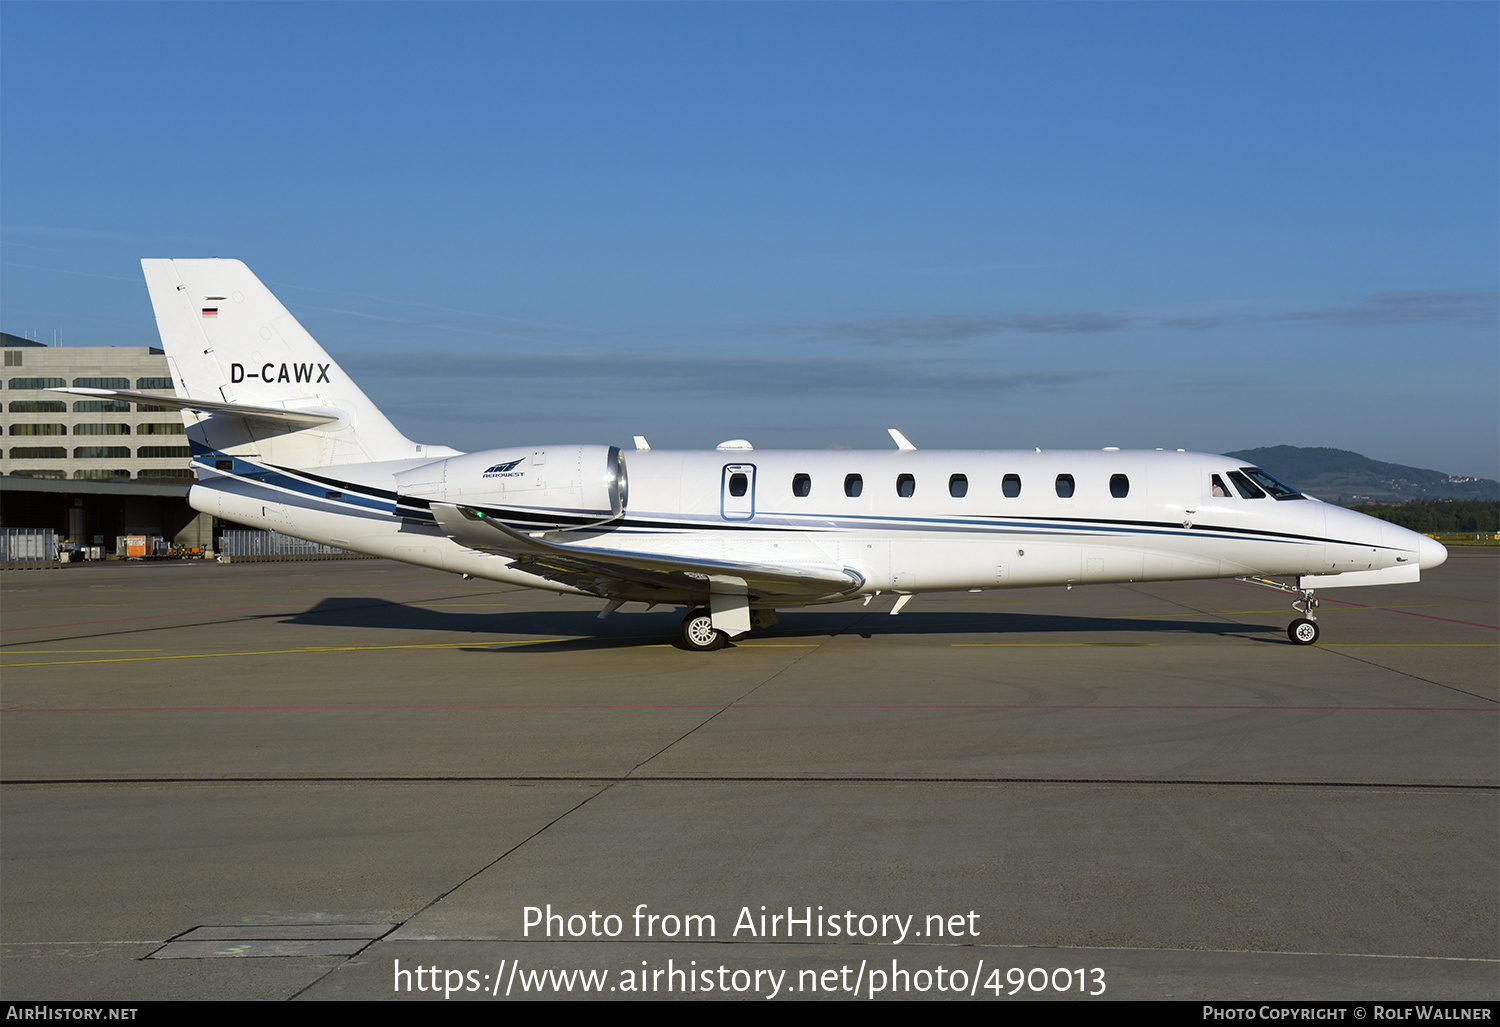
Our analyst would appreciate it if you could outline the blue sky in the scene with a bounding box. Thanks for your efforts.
[4,2,1496,477]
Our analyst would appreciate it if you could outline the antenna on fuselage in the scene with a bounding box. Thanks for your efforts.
[888,428,916,451]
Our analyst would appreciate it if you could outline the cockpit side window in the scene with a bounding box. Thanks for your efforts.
[1241,467,1304,500]
[1211,474,1230,498]
[1227,470,1265,499]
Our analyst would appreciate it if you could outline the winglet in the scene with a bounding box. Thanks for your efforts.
[888,428,916,451]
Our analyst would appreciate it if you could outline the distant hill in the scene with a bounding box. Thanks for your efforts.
[1225,446,1499,503]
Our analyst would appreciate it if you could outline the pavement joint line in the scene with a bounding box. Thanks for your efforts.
[1288,631,1500,705]
[289,614,836,994]
[316,936,1500,963]
[2,775,1495,789]
[0,935,1493,961]
[287,784,614,999]
[625,625,831,778]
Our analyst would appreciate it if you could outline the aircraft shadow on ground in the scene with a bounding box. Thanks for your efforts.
[279,597,1283,653]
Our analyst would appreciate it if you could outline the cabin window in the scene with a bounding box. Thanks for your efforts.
[792,473,811,497]
[1109,473,1129,498]
[1211,474,1230,498]
[728,472,748,497]
[844,473,863,498]
[896,473,916,498]
[949,473,968,498]
[1055,474,1075,498]
[1002,474,1021,498]
[1227,470,1265,499]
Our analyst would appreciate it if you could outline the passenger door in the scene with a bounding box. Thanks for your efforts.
[720,464,756,521]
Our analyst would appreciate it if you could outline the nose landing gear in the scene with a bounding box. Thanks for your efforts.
[1238,577,1321,646]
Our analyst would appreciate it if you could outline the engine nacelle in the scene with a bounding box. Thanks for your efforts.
[395,444,627,529]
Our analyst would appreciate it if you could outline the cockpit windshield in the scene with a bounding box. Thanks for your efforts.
[1226,470,1265,499]
[1240,467,1304,500]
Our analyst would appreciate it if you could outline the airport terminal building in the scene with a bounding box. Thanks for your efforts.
[2,333,193,484]
[1,334,208,548]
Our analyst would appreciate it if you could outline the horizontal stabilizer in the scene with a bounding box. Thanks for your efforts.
[429,502,863,599]
[50,387,341,428]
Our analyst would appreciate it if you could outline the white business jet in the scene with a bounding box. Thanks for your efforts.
[56,260,1447,651]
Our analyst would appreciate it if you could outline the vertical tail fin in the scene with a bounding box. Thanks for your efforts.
[143,258,432,468]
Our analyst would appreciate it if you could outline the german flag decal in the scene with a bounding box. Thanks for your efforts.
[202,308,218,317]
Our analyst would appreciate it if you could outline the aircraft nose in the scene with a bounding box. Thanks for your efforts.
[1419,534,1448,570]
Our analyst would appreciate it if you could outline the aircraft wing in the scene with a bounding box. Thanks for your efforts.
[429,502,863,600]
[49,387,341,428]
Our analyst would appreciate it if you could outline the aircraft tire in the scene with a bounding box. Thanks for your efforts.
[681,608,727,651]
[1288,618,1320,645]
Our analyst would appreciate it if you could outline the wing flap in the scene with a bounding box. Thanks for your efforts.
[430,502,863,599]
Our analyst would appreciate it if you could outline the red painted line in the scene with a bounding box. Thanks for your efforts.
[5,704,1494,713]
[1316,597,1499,629]
[1219,580,1498,629]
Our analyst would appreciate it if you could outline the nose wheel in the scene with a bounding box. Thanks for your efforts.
[1288,617,1320,645]
[680,608,727,651]
[1237,576,1323,646]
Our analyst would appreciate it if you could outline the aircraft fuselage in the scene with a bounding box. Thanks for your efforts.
[191,444,1442,609]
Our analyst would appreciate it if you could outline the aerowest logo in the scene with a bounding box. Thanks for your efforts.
[482,459,526,478]
[231,362,331,384]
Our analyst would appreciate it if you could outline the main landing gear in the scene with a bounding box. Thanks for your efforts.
[1238,577,1321,645]
[680,607,728,652]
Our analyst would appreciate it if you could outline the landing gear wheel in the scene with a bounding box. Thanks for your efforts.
[681,608,726,651]
[1288,618,1320,646]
